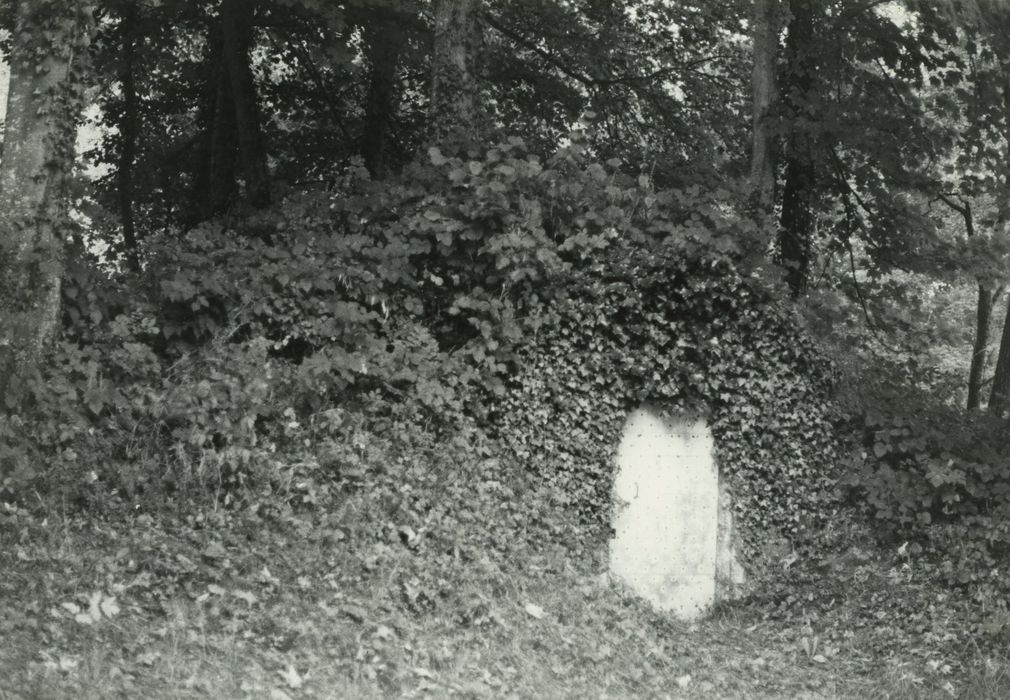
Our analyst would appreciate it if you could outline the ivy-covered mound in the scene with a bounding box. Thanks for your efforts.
[494,245,840,569]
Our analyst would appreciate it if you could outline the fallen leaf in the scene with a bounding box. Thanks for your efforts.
[88,591,103,621]
[398,526,419,546]
[677,674,692,688]
[278,664,303,689]
[232,589,258,606]
[592,643,613,661]
[524,602,545,620]
[99,595,120,619]
[341,604,368,623]
[258,566,279,585]
[202,541,227,560]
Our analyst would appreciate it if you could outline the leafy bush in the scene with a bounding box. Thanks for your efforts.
[839,385,1010,534]
[3,129,838,545]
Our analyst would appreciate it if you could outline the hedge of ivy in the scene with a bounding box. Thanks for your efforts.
[492,245,841,563]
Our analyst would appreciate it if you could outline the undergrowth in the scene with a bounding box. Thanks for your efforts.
[3,133,1010,698]
[3,419,1010,699]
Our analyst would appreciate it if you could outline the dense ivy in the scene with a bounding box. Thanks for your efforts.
[494,244,841,562]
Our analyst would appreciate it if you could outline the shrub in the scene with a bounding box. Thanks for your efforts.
[839,385,1010,537]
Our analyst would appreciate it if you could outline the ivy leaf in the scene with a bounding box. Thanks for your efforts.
[428,146,447,166]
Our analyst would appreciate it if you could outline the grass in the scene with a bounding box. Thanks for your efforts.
[3,495,1010,700]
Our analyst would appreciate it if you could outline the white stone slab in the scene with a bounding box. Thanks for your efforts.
[609,407,721,620]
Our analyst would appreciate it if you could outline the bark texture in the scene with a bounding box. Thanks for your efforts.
[430,0,483,140]
[0,1,93,402]
[221,0,271,208]
[937,196,993,411]
[988,300,1010,415]
[362,13,403,179]
[988,83,1010,415]
[968,283,994,411]
[749,0,779,218]
[118,0,141,272]
[777,0,815,296]
[191,0,269,222]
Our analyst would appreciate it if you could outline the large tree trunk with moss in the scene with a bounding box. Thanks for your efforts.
[429,0,483,140]
[0,1,93,403]
[362,13,403,179]
[749,0,779,220]
[777,0,815,296]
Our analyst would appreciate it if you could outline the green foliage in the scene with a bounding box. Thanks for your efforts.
[142,128,725,405]
[839,384,1010,549]
[495,241,840,558]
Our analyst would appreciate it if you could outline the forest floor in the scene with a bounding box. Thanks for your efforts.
[2,501,1010,700]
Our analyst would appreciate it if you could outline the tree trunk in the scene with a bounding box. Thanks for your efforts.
[429,0,483,140]
[749,0,779,219]
[220,0,270,208]
[190,1,268,224]
[968,282,994,410]
[118,0,141,272]
[0,1,93,403]
[191,25,238,223]
[938,196,994,411]
[988,82,1010,415]
[362,14,403,179]
[777,0,815,296]
[988,299,1010,415]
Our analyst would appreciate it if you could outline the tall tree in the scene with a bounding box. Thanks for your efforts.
[190,0,270,222]
[749,0,779,219]
[0,0,94,401]
[192,21,238,221]
[777,0,817,296]
[117,0,141,272]
[987,80,1010,415]
[361,11,404,179]
[429,0,483,139]
[221,0,270,208]
[935,195,995,410]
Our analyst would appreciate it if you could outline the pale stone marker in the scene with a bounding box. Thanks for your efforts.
[609,407,743,620]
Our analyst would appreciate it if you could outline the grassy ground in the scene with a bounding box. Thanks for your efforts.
[2,498,1010,700]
